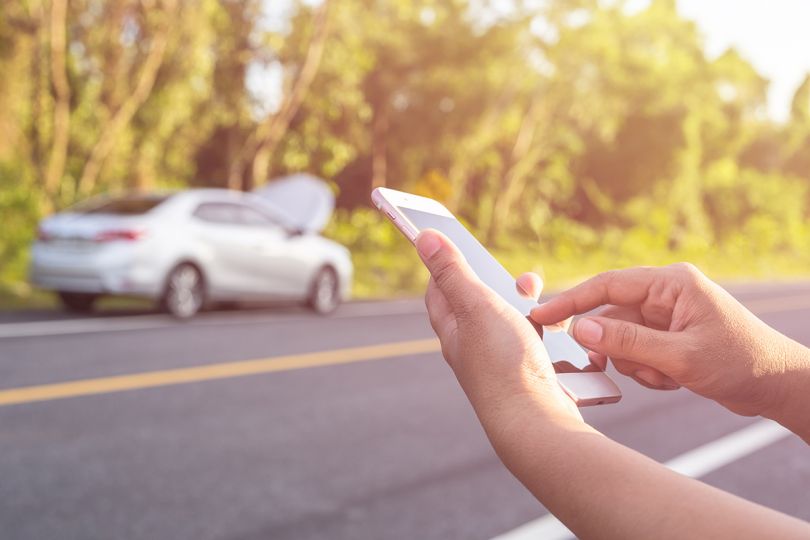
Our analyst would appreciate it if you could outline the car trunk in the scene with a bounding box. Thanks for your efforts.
[39,213,152,251]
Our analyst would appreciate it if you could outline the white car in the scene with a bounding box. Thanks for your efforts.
[30,175,353,318]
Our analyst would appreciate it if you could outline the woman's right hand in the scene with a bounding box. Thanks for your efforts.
[529,264,810,425]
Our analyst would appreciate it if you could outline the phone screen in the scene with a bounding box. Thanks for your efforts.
[399,206,593,371]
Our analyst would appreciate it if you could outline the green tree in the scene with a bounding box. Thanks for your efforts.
[784,75,810,181]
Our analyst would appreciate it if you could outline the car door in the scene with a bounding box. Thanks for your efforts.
[234,203,313,298]
[191,202,281,298]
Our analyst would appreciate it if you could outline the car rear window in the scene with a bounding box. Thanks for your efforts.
[78,196,169,215]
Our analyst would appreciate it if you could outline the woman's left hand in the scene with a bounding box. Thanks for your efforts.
[415,230,582,442]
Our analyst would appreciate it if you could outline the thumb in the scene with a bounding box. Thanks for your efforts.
[415,229,487,315]
[572,316,682,371]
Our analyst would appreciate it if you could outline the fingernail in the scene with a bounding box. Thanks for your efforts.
[576,318,603,345]
[530,303,548,316]
[532,297,559,313]
[416,232,441,258]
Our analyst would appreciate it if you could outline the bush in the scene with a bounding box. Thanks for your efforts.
[0,161,41,299]
[325,168,810,299]
[324,208,428,298]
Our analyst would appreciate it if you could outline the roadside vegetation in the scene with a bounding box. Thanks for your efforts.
[2,0,809,305]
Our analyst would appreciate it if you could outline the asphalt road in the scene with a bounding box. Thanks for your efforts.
[1,283,810,540]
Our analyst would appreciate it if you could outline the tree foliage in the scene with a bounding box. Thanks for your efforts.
[1,0,809,296]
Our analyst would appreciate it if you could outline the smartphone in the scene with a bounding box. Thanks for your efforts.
[372,187,621,407]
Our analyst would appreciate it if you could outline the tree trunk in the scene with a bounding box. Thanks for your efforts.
[446,88,515,212]
[44,0,71,205]
[29,6,48,212]
[487,97,546,243]
[370,100,388,189]
[75,0,177,197]
[242,0,331,190]
[226,131,255,190]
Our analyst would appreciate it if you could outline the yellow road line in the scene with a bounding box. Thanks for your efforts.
[0,292,808,408]
[744,293,810,315]
[0,339,441,407]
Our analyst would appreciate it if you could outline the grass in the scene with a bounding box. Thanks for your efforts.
[0,283,56,310]
[345,245,810,300]
[2,238,809,311]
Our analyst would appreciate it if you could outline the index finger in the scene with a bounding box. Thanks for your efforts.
[530,267,657,324]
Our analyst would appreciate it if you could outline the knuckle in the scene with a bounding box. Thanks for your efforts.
[432,257,460,290]
[431,257,481,315]
[615,322,639,352]
[589,270,618,298]
[596,270,618,287]
[670,262,703,283]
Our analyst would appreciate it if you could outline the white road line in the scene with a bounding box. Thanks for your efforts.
[491,420,792,540]
[665,420,790,477]
[0,314,175,338]
[0,301,427,339]
[1,288,807,339]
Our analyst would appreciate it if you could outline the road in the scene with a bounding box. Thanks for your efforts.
[1,283,810,539]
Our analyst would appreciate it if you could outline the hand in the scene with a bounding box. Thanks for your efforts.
[415,250,810,537]
[530,263,804,418]
[414,230,582,444]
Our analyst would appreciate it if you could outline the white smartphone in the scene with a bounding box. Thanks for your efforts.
[372,187,622,407]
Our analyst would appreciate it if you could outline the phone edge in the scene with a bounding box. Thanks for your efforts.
[372,188,419,242]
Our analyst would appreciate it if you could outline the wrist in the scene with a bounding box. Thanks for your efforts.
[761,339,810,443]
[487,399,597,486]
[473,384,585,455]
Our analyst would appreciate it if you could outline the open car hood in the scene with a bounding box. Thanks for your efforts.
[253,174,334,234]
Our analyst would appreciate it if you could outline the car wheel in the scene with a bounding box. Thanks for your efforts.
[162,263,205,319]
[58,291,99,313]
[308,267,340,314]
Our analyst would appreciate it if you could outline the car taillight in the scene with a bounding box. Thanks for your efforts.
[37,228,53,242]
[94,229,146,242]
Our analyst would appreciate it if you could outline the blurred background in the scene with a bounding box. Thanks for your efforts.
[2,2,810,540]
[2,0,810,307]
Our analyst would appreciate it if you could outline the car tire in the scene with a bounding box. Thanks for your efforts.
[58,291,99,313]
[161,263,205,319]
[307,267,340,314]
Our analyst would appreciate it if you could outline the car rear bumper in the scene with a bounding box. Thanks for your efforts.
[30,267,160,296]
[29,243,164,297]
